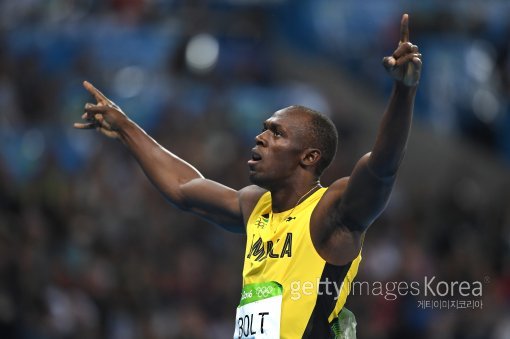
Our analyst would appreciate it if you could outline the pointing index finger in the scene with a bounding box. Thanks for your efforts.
[400,13,409,44]
[83,80,109,104]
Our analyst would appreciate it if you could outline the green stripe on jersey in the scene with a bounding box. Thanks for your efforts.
[239,281,283,307]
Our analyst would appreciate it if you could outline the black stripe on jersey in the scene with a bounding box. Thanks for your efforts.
[302,261,353,338]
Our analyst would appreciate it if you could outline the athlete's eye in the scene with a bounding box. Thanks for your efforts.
[261,124,282,137]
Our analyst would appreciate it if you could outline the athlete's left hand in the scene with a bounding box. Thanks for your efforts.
[382,14,422,87]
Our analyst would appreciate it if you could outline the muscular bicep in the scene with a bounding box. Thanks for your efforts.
[337,152,396,231]
[310,153,396,265]
[178,178,245,233]
[178,179,265,234]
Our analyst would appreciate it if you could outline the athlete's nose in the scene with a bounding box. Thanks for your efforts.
[255,131,267,147]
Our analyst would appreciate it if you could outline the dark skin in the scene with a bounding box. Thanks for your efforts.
[75,14,422,265]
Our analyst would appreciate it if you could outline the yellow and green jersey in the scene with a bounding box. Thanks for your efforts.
[240,188,362,338]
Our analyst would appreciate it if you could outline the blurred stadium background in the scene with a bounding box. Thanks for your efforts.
[0,0,509,338]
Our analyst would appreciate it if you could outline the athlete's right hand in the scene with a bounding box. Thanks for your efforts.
[73,81,129,139]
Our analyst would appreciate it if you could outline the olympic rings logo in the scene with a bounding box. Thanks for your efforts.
[255,286,274,298]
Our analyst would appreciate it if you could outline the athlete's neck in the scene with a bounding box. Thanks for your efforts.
[270,180,321,213]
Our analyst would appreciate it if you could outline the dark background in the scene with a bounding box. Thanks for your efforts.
[0,0,509,338]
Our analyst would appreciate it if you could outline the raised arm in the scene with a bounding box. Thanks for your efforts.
[74,81,263,233]
[312,14,422,265]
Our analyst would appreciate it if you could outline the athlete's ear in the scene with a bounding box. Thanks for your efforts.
[301,148,321,167]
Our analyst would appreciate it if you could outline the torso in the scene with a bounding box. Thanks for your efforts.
[237,188,362,338]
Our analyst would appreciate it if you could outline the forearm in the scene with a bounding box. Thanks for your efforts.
[118,119,203,207]
[368,82,417,177]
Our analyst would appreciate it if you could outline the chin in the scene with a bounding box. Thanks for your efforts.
[248,173,262,186]
[248,172,275,190]
[249,172,268,188]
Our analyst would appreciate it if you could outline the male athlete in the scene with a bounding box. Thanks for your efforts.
[75,14,421,339]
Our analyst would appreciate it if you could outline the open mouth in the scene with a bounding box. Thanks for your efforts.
[251,151,262,161]
[248,149,262,166]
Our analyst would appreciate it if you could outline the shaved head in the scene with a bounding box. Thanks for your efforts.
[286,105,338,176]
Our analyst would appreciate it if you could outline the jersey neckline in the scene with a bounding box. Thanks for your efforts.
[270,186,326,215]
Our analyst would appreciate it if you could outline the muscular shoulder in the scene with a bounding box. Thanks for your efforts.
[311,176,362,266]
[238,185,267,225]
[319,176,350,205]
[311,176,350,228]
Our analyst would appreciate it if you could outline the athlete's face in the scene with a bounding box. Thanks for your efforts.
[248,107,310,188]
